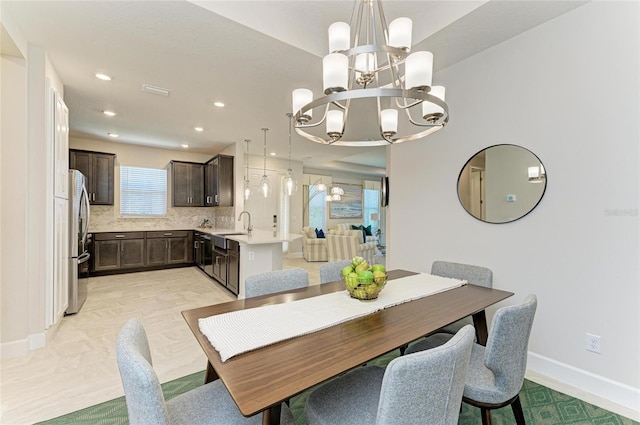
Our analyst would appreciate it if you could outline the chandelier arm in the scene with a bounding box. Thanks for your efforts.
[331,100,348,111]
[295,103,331,129]
[375,0,391,45]
[395,97,423,109]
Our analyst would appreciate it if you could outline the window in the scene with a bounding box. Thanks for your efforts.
[120,166,167,217]
[363,188,380,233]
[307,184,327,230]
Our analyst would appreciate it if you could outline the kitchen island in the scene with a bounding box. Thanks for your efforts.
[195,227,301,298]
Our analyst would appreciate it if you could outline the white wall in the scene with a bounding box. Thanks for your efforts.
[1,17,30,356]
[389,1,639,411]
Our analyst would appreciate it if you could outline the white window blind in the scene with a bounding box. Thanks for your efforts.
[120,166,167,217]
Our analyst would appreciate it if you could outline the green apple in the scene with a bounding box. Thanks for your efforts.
[371,264,386,273]
[341,265,354,277]
[358,270,374,283]
[345,272,360,289]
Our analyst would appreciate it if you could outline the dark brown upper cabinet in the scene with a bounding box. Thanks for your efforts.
[70,149,115,205]
[171,161,204,207]
[205,154,234,207]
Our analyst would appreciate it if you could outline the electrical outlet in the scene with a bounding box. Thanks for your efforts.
[248,251,255,261]
[585,333,601,353]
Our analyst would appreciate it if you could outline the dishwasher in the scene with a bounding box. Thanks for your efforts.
[212,235,228,285]
[226,238,240,295]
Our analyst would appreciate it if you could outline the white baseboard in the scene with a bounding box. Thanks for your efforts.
[1,332,47,360]
[0,337,29,360]
[30,332,46,350]
[527,352,640,417]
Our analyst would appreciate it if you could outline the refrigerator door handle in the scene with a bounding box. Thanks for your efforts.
[78,251,91,263]
[81,183,91,247]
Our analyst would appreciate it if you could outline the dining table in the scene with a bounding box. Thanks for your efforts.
[182,269,514,425]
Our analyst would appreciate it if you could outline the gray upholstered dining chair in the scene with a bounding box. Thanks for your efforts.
[116,318,294,425]
[244,268,309,298]
[431,260,493,335]
[406,294,537,425]
[319,260,352,284]
[304,325,475,425]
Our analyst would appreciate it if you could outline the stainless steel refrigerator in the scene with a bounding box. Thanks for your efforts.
[67,169,91,315]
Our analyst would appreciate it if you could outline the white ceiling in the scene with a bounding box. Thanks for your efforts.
[2,0,585,175]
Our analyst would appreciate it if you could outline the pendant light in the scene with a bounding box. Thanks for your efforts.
[283,113,297,196]
[259,128,271,198]
[243,139,251,200]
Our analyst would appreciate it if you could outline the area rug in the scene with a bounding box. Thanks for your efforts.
[37,351,638,425]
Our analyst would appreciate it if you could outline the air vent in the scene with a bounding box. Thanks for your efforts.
[141,84,171,97]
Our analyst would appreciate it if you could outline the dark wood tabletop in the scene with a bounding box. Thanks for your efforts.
[182,269,513,425]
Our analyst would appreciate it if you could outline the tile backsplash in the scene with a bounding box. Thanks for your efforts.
[89,206,236,233]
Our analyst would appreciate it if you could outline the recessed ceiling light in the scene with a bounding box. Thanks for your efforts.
[213,101,225,108]
[270,152,276,156]
[108,132,119,138]
[102,110,116,117]
[194,127,204,132]
[95,73,112,81]
[181,144,190,148]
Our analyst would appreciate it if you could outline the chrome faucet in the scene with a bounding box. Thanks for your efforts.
[237,211,253,235]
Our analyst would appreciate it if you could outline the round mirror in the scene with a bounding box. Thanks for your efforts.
[458,144,547,223]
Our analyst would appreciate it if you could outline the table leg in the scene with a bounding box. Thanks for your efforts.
[204,361,219,384]
[261,404,281,425]
[472,310,489,346]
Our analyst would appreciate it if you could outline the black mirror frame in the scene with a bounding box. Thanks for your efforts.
[457,144,547,224]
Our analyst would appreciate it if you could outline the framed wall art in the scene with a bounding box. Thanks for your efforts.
[329,183,362,219]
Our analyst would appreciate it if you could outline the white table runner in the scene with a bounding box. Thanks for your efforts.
[199,273,466,362]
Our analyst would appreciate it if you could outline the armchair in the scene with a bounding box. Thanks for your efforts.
[301,227,328,262]
[326,229,376,264]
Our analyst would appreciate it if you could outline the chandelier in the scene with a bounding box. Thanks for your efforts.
[291,0,448,146]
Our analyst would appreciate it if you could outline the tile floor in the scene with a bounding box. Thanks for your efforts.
[0,258,636,424]
[0,259,320,425]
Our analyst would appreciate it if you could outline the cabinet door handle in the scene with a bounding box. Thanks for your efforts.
[194,241,198,248]
[163,233,172,236]
[215,195,218,203]
[115,235,125,238]
[92,193,96,201]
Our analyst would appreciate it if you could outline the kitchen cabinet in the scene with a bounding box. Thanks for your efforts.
[171,161,204,206]
[69,149,115,205]
[94,232,145,271]
[146,231,193,266]
[205,155,234,207]
[92,230,194,275]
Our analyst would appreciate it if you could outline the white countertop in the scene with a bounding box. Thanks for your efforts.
[195,228,301,245]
